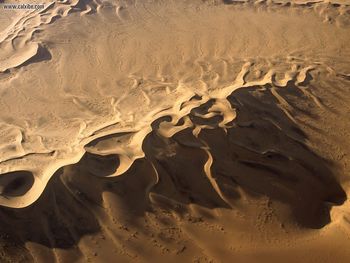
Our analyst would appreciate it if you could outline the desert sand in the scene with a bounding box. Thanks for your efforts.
[0,0,350,262]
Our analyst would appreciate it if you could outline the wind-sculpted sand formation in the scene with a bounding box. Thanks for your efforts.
[0,0,350,262]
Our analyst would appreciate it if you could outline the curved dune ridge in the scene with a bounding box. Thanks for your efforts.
[1,0,350,262]
[0,0,349,207]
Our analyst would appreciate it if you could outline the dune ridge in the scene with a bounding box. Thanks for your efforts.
[0,0,349,208]
[0,58,338,208]
[1,64,350,262]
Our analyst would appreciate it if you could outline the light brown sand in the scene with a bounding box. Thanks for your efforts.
[0,0,350,262]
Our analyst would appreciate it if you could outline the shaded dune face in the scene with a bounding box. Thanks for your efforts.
[0,80,347,261]
[0,0,350,262]
[0,171,34,197]
[144,87,347,229]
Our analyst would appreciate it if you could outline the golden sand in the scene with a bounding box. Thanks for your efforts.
[0,0,350,262]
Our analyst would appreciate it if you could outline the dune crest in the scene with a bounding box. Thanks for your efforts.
[0,0,349,208]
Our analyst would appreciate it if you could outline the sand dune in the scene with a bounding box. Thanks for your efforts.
[1,0,350,262]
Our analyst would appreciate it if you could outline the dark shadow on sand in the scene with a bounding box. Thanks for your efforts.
[0,83,346,261]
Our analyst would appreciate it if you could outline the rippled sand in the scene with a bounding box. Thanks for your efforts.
[1,0,350,262]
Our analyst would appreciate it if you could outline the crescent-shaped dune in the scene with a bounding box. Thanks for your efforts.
[0,0,350,262]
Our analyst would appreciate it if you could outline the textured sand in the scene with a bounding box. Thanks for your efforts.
[1,0,350,262]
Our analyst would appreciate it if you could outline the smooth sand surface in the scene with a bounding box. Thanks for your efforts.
[0,0,350,262]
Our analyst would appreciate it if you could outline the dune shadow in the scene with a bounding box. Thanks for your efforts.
[142,84,346,228]
[0,168,101,261]
[18,44,52,69]
[0,171,34,197]
[0,83,347,259]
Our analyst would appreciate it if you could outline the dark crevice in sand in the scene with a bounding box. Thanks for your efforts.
[18,44,52,69]
[0,171,34,197]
